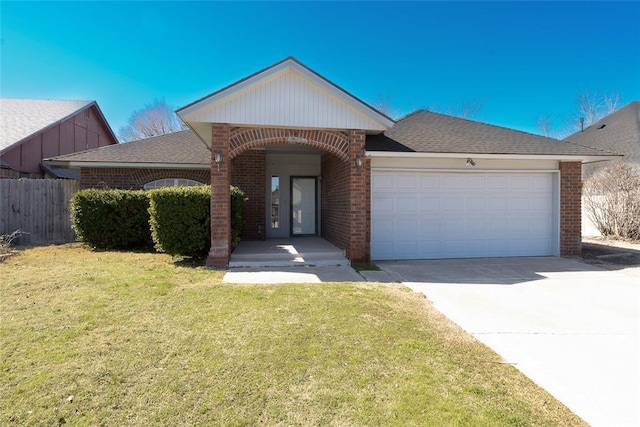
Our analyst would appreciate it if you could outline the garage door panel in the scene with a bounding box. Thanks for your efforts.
[420,175,441,189]
[442,197,464,211]
[371,217,394,237]
[531,174,553,188]
[509,176,531,189]
[509,197,532,210]
[397,175,417,189]
[443,175,464,189]
[488,176,509,189]
[442,217,465,234]
[487,198,509,210]
[420,197,440,211]
[466,197,486,211]
[393,241,418,258]
[372,196,394,212]
[397,197,418,212]
[396,218,419,238]
[467,176,486,189]
[419,218,441,235]
[371,171,556,260]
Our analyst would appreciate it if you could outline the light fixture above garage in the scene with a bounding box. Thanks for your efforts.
[466,158,476,167]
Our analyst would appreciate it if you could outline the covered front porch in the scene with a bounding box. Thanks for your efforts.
[176,57,394,267]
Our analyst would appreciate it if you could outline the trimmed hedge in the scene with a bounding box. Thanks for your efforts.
[70,189,153,249]
[71,185,246,257]
[148,185,211,256]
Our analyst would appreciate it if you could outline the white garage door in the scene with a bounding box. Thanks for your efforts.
[371,171,557,260]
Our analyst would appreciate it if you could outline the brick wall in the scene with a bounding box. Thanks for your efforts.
[560,161,582,256]
[208,124,231,267]
[320,152,350,254]
[231,150,265,240]
[79,168,210,190]
[348,130,368,262]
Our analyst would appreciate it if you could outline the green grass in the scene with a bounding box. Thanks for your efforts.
[351,262,381,272]
[0,244,586,426]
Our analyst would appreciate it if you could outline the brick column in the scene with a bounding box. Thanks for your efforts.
[207,124,231,268]
[560,161,582,256]
[348,129,369,263]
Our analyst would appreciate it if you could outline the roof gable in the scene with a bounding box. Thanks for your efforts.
[0,99,100,152]
[178,57,394,143]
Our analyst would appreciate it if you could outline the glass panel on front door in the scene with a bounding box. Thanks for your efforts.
[271,175,279,229]
[291,177,316,236]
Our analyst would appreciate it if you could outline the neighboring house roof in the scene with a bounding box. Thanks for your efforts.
[564,101,640,167]
[46,129,210,169]
[366,110,618,161]
[0,98,117,153]
[40,162,81,179]
[178,57,395,145]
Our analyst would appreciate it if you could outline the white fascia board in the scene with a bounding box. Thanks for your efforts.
[45,161,210,170]
[365,151,621,163]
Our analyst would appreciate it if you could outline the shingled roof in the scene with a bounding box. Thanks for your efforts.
[0,98,101,152]
[367,110,617,159]
[46,130,210,168]
[564,101,639,175]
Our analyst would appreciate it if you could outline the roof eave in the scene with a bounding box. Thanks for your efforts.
[365,151,622,163]
[44,160,210,170]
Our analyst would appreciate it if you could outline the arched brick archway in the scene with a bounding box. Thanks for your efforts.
[208,123,368,267]
[229,127,350,162]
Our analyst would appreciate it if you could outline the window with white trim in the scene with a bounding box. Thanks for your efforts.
[143,178,204,190]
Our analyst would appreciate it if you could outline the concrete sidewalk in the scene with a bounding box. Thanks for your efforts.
[378,257,640,427]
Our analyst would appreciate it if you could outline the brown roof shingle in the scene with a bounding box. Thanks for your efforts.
[47,130,210,166]
[367,110,616,157]
[565,101,640,173]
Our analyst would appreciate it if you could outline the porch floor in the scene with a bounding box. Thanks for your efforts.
[229,237,349,268]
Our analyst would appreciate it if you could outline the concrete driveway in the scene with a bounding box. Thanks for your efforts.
[377,257,640,427]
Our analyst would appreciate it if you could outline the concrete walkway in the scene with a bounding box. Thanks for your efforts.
[224,237,364,283]
[378,257,640,427]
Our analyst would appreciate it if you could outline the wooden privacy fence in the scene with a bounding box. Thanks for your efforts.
[0,179,80,245]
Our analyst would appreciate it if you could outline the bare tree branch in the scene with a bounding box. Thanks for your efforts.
[372,93,404,120]
[536,91,623,138]
[425,99,483,120]
[118,98,187,142]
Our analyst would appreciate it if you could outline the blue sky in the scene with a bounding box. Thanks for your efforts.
[2,1,639,138]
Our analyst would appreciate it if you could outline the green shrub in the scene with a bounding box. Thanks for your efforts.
[230,186,245,248]
[70,189,153,249]
[148,186,211,256]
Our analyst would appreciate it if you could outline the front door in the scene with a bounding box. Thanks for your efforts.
[291,177,317,236]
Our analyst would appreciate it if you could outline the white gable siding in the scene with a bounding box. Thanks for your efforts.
[183,68,387,131]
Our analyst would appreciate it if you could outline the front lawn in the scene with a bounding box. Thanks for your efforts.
[0,245,585,426]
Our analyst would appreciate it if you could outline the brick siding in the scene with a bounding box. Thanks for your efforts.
[208,124,231,267]
[79,168,210,190]
[320,152,350,253]
[347,130,369,262]
[560,161,582,256]
[231,150,266,240]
